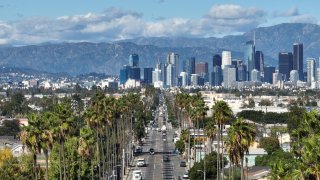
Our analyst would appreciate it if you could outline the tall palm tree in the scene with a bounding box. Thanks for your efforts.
[20,113,41,180]
[204,121,216,153]
[212,100,233,180]
[78,126,94,179]
[226,118,255,180]
[53,103,75,180]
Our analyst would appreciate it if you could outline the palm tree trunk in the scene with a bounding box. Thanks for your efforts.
[217,126,220,180]
[62,140,66,180]
[59,139,62,180]
[221,129,224,180]
[241,158,244,180]
[96,130,101,179]
[100,132,106,180]
[33,153,37,180]
[45,150,49,180]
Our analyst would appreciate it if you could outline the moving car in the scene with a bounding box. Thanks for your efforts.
[163,155,169,162]
[132,169,142,180]
[136,158,146,167]
[149,148,155,155]
[182,173,189,179]
[180,161,187,167]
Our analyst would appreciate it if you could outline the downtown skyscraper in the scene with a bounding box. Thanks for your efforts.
[244,40,255,81]
[293,43,303,80]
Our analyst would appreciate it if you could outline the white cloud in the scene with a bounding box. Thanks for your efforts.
[2,4,317,45]
[290,14,318,24]
[273,7,299,17]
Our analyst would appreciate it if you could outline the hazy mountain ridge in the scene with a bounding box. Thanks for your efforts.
[0,23,318,76]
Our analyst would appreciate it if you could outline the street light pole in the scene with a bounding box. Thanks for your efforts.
[197,170,206,180]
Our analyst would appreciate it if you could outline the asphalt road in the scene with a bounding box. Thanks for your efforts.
[128,109,186,180]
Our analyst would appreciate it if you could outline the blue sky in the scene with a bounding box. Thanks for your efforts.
[0,0,319,45]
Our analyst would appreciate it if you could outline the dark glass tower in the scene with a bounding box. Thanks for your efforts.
[244,40,255,81]
[279,52,293,81]
[264,66,275,84]
[129,54,139,67]
[183,57,196,85]
[143,67,153,84]
[212,54,222,67]
[293,43,303,81]
[255,51,264,72]
[211,66,222,86]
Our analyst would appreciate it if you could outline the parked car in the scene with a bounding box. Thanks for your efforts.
[182,173,189,179]
[136,158,146,167]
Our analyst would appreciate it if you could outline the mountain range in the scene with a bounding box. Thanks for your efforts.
[0,23,319,76]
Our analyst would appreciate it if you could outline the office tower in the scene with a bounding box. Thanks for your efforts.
[152,67,161,83]
[143,67,153,84]
[244,40,255,81]
[166,64,176,87]
[129,54,139,67]
[237,63,247,82]
[183,57,195,85]
[278,52,293,81]
[293,43,303,80]
[190,74,198,86]
[167,52,179,77]
[212,54,222,67]
[129,67,141,80]
[264,66,275,84]
[317,68,320,83]
[290,70,299,83]
[180,72,188,87]
[120,68,129,84]
[251,69,260,82]
[273,72,283,85]
[196,62,209,82]
[222,51,232,69]
[255,51,264,73]
[223,65,236,89]
[211,66,222,86]
[161,63,167,85]
[307,58,316,85]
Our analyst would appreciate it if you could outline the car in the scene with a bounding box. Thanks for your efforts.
[149,148,155,155]
[135,146,143,154]
[182,173,189,179]
[132,169,142,180]
[136,158,146,167]
[180,161,187,167]
[163,155,169,162]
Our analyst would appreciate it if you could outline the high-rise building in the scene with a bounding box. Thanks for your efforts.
[223,65,236,89]
[183,57,195,86]
[290,70,299,83]
[273,72,283,85]
[166,64,176,87]
[244,40,255,81]
[167,52,179,76]
[129,54,139,67]
[222,51,232,69]
[129,67,141,80]
[152,67,161,83]
[190,74,198,86]
[143,67,153,84]
[196,62,209,82]
[251,69,260,82]
[212,54,222,67]
[255,51,264,73]
[307,58,316,85]
[211,66,222,86]
[180,72,188,87]
[237,63,247,82]
[161,63,167,85]
[264,66,275,84]
[278,52,293,81]
[293,43,303,80]
[120,67,129,84]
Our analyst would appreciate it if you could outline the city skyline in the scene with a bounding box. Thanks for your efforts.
[0,1,319,45]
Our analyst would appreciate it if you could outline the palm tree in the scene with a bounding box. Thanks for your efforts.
[204,121,216,153]
[53,103,75,180]
[226,118,255,180]
[212,100,233,180]
[78,126,94,179]
[20,113,41,180]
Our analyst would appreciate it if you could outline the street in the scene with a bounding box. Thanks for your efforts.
[128,105,186,180]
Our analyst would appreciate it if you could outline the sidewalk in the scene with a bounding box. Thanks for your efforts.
[122,158,136,180]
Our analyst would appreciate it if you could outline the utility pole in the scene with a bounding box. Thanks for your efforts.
[122,149,125,179]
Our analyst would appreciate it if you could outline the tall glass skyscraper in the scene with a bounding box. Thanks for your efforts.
[293,43,303,81]
[129,54,139,67]
[211,66,222,86]
[143,67,153,85]
[307,58,316,85]
[212,54,222,67]
[183,57,195,85]
[264,66,275,84]
[278,52,293,81]
[244,40,255,81]
[255,51,264,73]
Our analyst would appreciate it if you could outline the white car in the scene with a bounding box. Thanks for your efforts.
[132,169,142,180]
[182,173,189,179]
[136,158,146,167]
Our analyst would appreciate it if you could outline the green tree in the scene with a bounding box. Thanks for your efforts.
[259,137,280,155]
